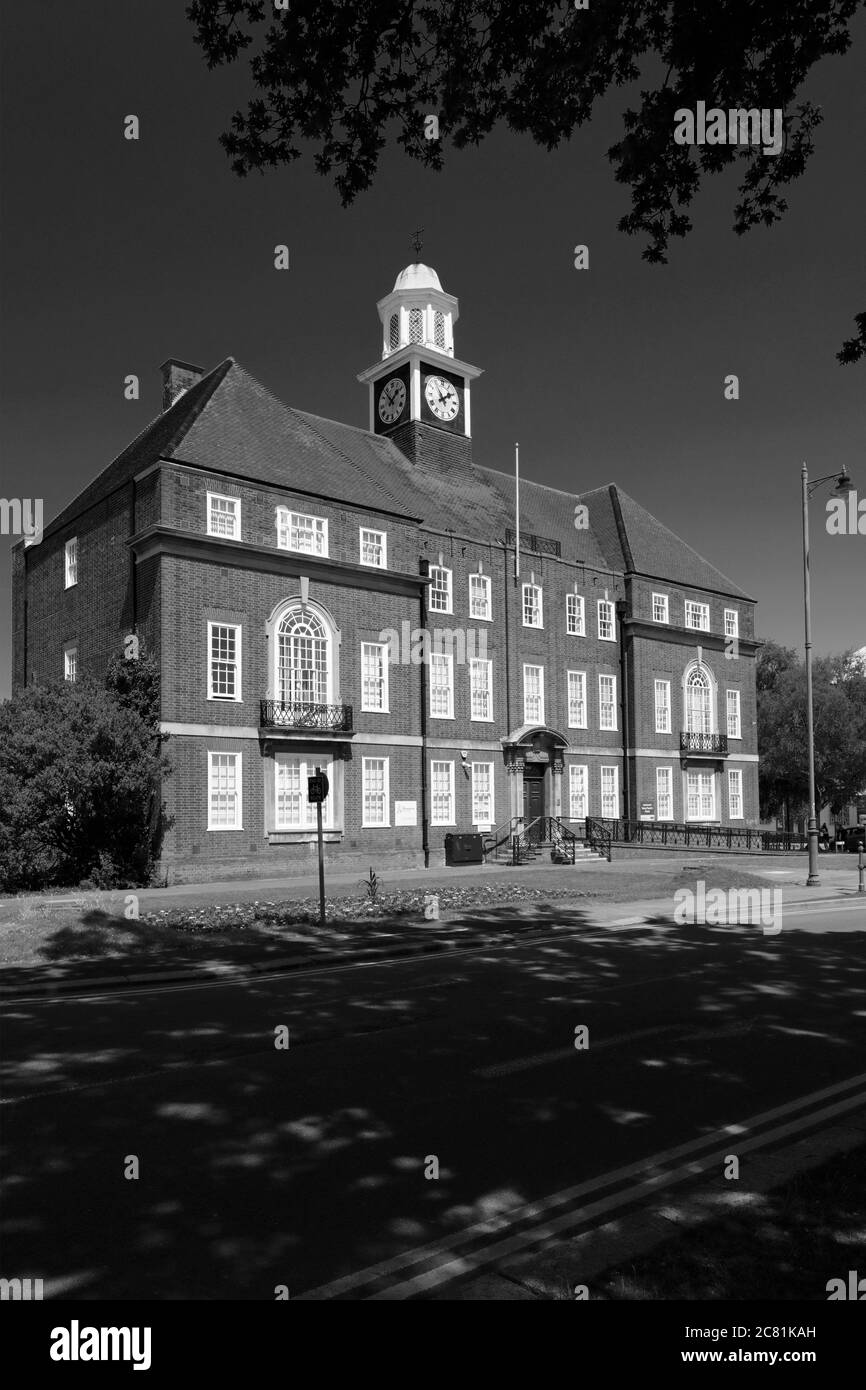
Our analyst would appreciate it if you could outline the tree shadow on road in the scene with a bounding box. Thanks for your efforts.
[1,917,865,1300]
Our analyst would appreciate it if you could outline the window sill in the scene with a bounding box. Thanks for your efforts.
[267,830,342,844]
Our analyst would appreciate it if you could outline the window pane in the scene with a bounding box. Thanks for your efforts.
[601,767,618,818]
[567,594,584,635]
[210,624,237,698]
[523,666,543,722]
[569,765,587,818]
[470,574,490,619]
[472,763,493,823]
[210,753,240,828]
[430,653,453,717]
[278,612,328,705]
[363,758,388,825]
[362,643,386,710]
[599,674,616,730]
[430,566,451,613]
[431,761,454,825]
[360,529,385,567]
[470,659,491,719]
[523,584,542,627]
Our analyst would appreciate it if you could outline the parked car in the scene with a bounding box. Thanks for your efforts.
[845,826,866,853]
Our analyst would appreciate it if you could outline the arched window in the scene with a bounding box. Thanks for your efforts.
[389,313,399,350]
[434,311,445,348]
[409,307,424,343]
[685,666,711,734]
[277,609,329,706]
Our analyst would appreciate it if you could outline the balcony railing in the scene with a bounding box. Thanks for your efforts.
[260,699,354,733]
[680,732,729,756]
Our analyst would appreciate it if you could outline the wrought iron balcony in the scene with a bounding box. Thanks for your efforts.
[680,731,729,756]
[260,700,354,734]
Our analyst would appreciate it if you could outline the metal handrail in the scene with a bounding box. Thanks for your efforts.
[679,732,729,755]
[260,699,354,732]
[585,816,613,862]
[482,815,523,860]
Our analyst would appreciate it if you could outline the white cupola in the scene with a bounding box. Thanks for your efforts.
[377,262,459,360]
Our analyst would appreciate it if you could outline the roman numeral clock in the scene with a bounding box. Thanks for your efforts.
[357,260,482,466]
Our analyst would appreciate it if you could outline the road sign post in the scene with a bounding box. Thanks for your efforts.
[308,767,330,925]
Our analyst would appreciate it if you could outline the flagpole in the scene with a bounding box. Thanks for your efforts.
[514,442,520,581]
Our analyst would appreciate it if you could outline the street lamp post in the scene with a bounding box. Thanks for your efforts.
[800,462,854,886]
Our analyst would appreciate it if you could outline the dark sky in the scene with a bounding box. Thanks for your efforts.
[1,2,864,698]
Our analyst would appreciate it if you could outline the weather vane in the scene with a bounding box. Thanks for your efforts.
[411,227,424,259]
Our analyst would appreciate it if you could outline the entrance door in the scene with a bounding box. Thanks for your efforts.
[523,765,545,839]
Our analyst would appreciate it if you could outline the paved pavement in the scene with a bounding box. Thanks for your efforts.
[2,897,865,1299]
[1,856,863,1001]
[4,852,863,914]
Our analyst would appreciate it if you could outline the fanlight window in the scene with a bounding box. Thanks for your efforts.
[277,610,328,706]
[685,667,712,734]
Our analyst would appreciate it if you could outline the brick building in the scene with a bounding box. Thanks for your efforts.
[11,262,760,882]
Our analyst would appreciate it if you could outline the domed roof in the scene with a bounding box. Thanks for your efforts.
[393,262,443,293]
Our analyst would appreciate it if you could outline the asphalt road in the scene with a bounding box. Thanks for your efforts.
[2,899,865,1300]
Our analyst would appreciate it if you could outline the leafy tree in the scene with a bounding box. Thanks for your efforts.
[0,651,170,892]
[187,0,865,360]
[756,639,798,694]
[757,643,866,824]
[837,311,866,365]
[105,640,164,736]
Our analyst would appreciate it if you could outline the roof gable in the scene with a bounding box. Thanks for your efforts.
[580,484,754,601]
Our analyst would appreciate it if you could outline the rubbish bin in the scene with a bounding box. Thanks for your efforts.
[444,832,484,865]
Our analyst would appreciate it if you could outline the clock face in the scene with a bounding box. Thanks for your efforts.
[424,375,460,422]
[377,377,406,425]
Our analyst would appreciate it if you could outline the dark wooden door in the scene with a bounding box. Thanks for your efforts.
[523,767,545,838]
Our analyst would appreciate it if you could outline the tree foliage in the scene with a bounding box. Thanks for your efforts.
[0,646,170,893]
[757,643,866,821]
[187,0,864,357]
[837,311,866,365]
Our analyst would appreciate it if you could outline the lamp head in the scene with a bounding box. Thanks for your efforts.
[833,469,854,497]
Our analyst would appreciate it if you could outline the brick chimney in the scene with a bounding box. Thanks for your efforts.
[160,359,204,412]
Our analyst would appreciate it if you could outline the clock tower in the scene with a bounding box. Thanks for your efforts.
[357,261,482,470]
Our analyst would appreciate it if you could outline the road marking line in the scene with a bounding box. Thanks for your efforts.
[474,1018,754,1079]
[369,1089,866,1300]
[474,1024,685,1078]
[296,1070,866,1300]
[0,929,590,1007]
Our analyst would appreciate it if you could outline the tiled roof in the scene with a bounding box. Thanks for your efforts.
[580,484,754,601]
[174,365,420,520]
[40,358,753,603]
[40,360,233,541]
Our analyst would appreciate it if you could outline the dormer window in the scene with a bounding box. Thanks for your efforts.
[409,308,424,343]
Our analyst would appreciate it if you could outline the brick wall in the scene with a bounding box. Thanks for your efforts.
[12,471,161,688]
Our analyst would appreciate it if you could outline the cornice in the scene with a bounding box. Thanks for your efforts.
[127,525,427,597]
